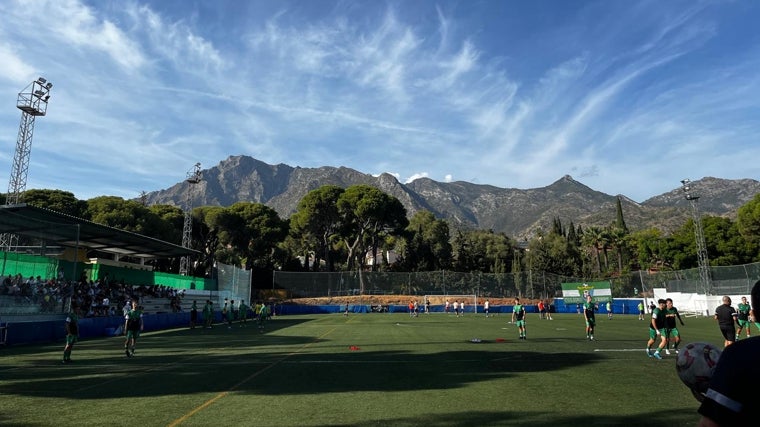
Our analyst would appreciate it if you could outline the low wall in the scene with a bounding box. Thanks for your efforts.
[275,304,532,315]
[0,311,226,347]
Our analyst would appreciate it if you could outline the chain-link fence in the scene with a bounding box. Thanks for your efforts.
[215,262,252,305]
[273,262,760,300]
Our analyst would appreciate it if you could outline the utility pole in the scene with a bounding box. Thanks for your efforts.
[681,179,712,295]
[1,77,53,251]
[179,163,202,276]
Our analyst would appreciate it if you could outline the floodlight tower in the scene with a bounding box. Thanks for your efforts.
[179,162,202,276]
[1,77,53,251]
[681,179,712,295]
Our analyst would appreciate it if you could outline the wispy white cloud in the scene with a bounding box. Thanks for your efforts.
[0,0,758,205]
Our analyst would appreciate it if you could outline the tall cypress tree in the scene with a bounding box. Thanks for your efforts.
[615,197,628,233]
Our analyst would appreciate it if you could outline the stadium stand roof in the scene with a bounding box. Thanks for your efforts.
[0,204,196,259]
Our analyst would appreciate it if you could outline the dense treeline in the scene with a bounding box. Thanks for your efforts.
[8,187,760,280]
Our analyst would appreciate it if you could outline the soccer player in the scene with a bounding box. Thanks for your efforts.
[637,301,645,320]
[735,296,751,340]
[453,300,460,317]
[664,298,685,355]
[583,295,596,340]
[235,300,246,325]
[203,300,213,328]
[697,280,760,425]
[226,300,235,328]
[606,301,613,320]
[484,299,490,317]
[189,300,198,329]
[512,297,526,340]
[545,300,553,320]
[124,299,144,357]
[646,299,667,359]
[62,303,80,364]
[257,302,268,330]
[715,296,738,348]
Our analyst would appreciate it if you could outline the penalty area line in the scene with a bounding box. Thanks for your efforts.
[593,348,646,352]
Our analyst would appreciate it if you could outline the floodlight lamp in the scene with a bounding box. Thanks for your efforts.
[43,95,50,101]
[46,82,53,89]
[680,179,690,186]
[37,77,47,84]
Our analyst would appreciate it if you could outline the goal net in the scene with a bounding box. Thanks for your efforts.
[424,294,478,313]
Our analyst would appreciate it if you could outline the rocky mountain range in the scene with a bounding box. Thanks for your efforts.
[143,155,760,239]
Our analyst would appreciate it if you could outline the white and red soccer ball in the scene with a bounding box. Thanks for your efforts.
[675,342,722,397]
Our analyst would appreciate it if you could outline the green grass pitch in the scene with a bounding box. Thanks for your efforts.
[0,311,730,426]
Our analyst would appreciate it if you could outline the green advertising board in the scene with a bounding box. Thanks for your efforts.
[561,281,612,303]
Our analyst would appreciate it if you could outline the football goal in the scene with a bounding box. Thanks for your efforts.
[423,294,478,313]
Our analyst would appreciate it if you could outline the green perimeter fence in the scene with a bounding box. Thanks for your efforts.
[272,261,760,300]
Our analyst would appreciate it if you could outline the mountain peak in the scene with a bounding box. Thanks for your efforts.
[144,155,758,237]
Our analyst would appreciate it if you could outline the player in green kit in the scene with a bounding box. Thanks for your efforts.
[124,299,144,357]
[664,298,685,355]
[646,299,668,359]
[62,303,80,363]
[511,297,526,340]
[583,294,596,340]
[736,296,752,340]
[237,300,248,326]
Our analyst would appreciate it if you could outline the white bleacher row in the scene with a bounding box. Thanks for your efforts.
[136,289,248,314]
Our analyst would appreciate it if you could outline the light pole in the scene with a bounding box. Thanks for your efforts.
[1,77,53,251]
[680,179,711,295]
[179,163,202,276]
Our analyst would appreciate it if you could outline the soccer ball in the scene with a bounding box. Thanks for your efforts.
[675,342,722,398]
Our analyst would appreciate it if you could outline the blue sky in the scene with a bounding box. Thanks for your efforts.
[1,0,758,203]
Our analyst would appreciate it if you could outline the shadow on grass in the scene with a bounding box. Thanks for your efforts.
[331,408,698,427]
[0,343,604,399]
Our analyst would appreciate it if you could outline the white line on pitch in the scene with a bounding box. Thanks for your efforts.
[593,348,647,352]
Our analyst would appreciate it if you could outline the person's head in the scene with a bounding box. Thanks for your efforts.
[722,296,732,305]
[586,295,592,302]
[666,298,673,308]
[514,297,520,304]
[131,300,138,308]
[752,280,760,309]
[658,299,666,307]
[741,296,748,304]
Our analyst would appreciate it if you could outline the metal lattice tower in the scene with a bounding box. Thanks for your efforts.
[681,179,712,295]
[179,162,202,276]
[1,77,53,251]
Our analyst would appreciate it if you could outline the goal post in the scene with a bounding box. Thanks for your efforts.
[423,294,478,313]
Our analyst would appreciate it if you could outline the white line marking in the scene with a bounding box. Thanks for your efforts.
[593,349,647,352]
